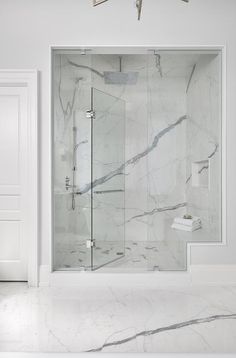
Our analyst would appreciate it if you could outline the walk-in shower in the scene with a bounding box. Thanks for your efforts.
[52,47,222,272]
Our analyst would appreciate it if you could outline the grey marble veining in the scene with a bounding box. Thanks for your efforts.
[68,59,104,78]
[58,57,83,125]
[186,54,221,239]
[54,237,186,271]
[126,202,187,223]
[186,143,218,184]
[2,283,236,353]
[87,313,236,352]
[79,115,187,195]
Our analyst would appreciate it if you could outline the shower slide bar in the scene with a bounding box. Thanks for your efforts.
[93,189,124,194]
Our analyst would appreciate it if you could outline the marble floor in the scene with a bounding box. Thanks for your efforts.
[54,239,186,272]
[54,222,220,272]
[0,282,236,353]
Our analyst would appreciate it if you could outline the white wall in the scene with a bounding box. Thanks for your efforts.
[0,0,235,266]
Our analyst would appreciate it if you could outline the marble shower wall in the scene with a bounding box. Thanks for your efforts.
[52,51,222,270]
[146,62,187,244]
[90,55,188,245]
[186,54,221,241]
[90,55,149,243]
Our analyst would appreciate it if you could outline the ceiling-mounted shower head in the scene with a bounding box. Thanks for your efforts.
[104,56,139,85]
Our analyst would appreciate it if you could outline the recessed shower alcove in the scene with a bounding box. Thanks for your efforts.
[51,47,223,272]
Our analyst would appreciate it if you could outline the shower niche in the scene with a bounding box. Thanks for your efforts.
[191,160,210,188]
[52,47,222,272]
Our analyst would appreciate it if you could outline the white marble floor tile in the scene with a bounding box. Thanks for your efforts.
[0,283,236,353]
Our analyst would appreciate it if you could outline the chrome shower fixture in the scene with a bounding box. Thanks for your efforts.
[92,0,189,21]
[155,53,163,78]
[80,48,91,55]
[149,50,163,77]
[156,54,162,77]
[104,56,139,85]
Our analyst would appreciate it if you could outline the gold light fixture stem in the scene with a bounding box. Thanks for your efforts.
[136,0,143,20]
[93,0,108,6]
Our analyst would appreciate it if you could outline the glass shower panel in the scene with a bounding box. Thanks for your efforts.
[91,88,125,270]
[52,51,92,270]
[52,49,222,273]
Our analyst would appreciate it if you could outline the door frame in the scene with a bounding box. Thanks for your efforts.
[0,70,38,287]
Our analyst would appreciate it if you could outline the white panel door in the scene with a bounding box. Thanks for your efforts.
[0,86,28,281]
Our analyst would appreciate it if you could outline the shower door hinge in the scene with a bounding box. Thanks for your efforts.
[86,240,95,248]
[86,110,96,119]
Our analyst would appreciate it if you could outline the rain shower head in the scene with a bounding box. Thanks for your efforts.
[104,56,139,85]
[104,71,138,85]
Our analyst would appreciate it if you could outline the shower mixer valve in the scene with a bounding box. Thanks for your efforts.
[65,176,82,195]
[65,176,77,191]
[65,176,71,191]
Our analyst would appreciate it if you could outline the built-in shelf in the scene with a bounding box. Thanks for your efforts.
[191,159,210,188]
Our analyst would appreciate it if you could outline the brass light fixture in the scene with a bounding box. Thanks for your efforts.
[93,0,108,6]
[93,0,189,20]
[136,0,143,20]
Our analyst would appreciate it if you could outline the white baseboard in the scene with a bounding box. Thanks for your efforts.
[190,265,236,284]
[39,265,236,287]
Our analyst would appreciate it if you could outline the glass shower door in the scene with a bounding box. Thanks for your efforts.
[91,88,125,270]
